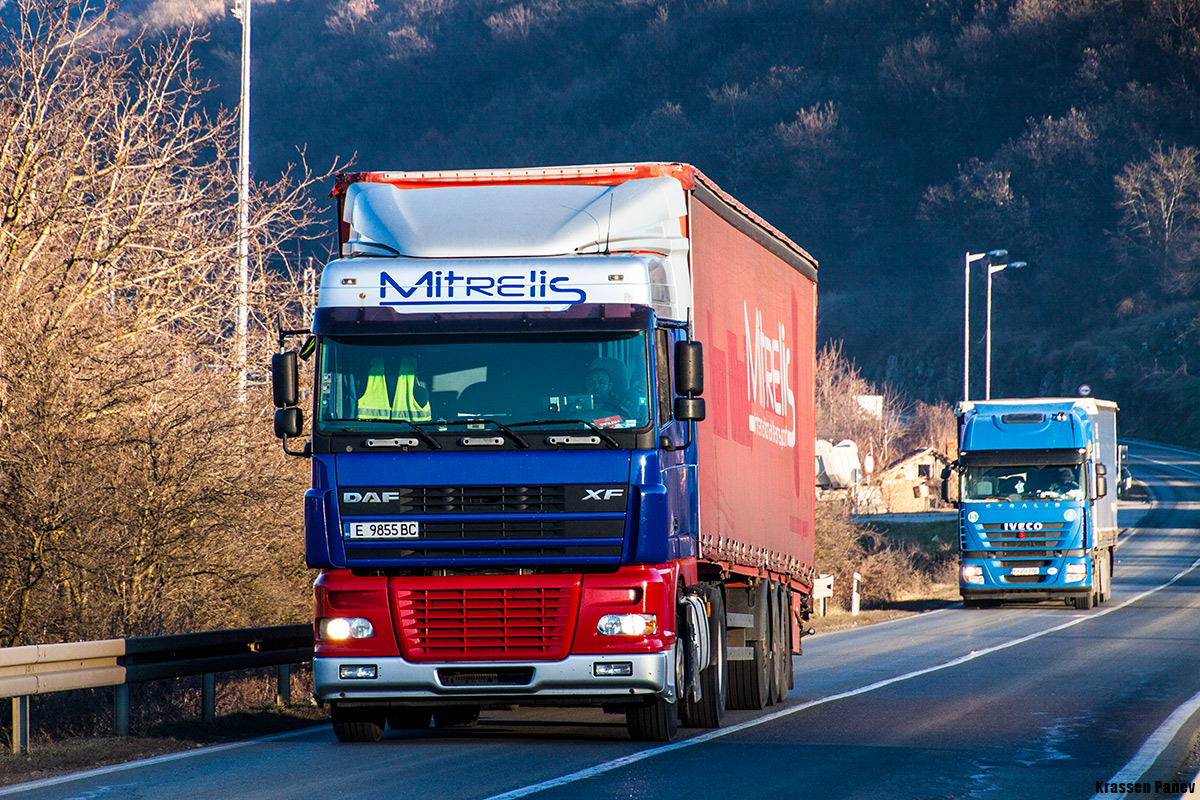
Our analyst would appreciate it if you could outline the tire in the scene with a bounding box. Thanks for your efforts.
[680,585,727,729]
[331,703,385,743]
[765,583,781,706]
[1074,592,1094,610]
[626,607,683,742]
[433,706,480,728]
[775,584,792,699]
[387,709,432,730]
[1100,549,1112,603]
[727,638,768,710]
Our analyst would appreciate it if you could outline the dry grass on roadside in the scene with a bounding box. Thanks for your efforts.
[814,498,958,614]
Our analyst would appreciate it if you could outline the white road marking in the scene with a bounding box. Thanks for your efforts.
[1088,688,1200,800]
[0,726,323,796]
[483,555,1200,800]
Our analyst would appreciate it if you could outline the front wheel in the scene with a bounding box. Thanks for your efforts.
[626,608,684,741]
[331,703,385,743]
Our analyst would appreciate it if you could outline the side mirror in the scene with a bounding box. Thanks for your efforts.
[275,407,304,439]
[272,351,299,408]
[1095,462,1108,476]
[674,396,706,422]
[1095,475,1108,499]
[674,341,704,397]
[940,467,952,480]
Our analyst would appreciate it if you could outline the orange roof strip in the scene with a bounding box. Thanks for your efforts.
[332,162,698,196]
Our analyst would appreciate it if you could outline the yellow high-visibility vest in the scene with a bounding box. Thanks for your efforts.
[357,358,393,419]
[356,356,431,422]
[391,356,431,422]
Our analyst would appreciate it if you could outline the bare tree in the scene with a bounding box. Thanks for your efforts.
[0,0,330,645]
[1114,142,1200,296]
[815,341,908,465]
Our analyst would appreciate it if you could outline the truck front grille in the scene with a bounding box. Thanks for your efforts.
[394,581,578,662]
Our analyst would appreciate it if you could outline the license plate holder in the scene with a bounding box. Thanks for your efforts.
[1009,566,1040,576]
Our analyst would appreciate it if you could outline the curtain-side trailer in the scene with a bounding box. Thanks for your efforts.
[270,163,818,742]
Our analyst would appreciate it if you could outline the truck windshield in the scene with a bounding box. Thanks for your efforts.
[316,331,652,433]
[961,464,1085,502]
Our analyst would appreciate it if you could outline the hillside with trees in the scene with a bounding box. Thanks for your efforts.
[142,0,1200,440]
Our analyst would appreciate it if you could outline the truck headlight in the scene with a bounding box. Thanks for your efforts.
[319,617,374,640]
[597,614,658,636]
[1064,563,1087,583]
[962,565,984,585]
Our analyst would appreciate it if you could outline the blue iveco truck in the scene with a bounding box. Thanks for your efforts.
[945,398,1120,609]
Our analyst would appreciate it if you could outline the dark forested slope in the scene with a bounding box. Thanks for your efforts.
[183,0,1200,439]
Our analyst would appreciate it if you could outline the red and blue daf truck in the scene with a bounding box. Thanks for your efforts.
[944,398,1120,610]
[270,163,818,741]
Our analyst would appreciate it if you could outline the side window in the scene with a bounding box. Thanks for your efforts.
[655,329,672,427]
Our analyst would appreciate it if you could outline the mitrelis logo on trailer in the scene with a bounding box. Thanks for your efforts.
[743,302,796,448]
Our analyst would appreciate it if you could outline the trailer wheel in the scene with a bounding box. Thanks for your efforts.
[680,585,726,729]
[775,584,793,697]
[387,709,432,730]
[727,638,769,710]
[626,607,683,742]
[331,703,386,743]
[1099,549,1112,603]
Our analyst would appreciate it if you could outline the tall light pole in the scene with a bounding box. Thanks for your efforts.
[984,259,1027,399]
[963,249,1006,402]
[233,0,252,401]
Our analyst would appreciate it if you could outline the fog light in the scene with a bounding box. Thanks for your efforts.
[594,661,634,677]
[320,617,375,640]
[1064,563,1087,583]
[962,565,984,585]
[597,614,657,636]
[339,664,378,680]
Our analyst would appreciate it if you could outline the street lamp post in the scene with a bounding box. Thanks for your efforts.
[963,250,1007,402]
[984,259,1027,400]
[233,0,252,401]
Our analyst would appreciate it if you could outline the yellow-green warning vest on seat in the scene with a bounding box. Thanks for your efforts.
[357,356,431,422]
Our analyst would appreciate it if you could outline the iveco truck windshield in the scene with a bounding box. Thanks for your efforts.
[316,331,652,432]
[961,464,1085,502]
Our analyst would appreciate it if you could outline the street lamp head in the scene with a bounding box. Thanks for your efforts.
[986,249,1008,260]
[1009,261,1027,269]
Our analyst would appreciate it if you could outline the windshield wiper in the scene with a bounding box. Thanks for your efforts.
[329,418,442,450]
[437,418,530,449]
[509,419,621,449]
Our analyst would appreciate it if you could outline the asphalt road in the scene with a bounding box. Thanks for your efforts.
[8,441,1200,800]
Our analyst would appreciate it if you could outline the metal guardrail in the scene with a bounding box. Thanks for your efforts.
[0,624,313,754]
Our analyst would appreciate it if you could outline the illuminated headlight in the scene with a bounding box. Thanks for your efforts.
[596,614,658,636]
[962,565,984,585]
[1064,563,1087,583]
[320,617,374,640]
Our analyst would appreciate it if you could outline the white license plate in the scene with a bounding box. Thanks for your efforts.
[344,521,420,540]
[1009,566,1040,576]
